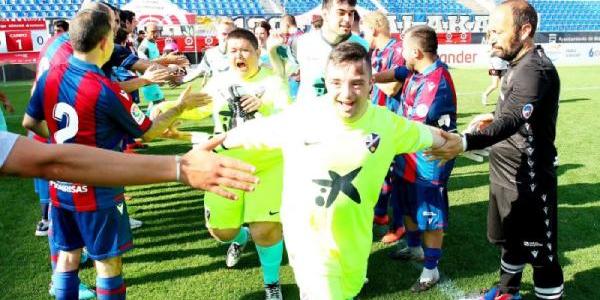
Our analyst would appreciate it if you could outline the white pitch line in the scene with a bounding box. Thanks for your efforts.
[457,85,600,96]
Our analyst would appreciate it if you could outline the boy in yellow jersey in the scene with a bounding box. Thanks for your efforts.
[202,28,290,300]
[218,42,449,299]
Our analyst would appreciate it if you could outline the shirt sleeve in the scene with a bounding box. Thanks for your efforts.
[393,115,433,154]
[466,64,544,150]
[426,78,457,131]
[394,66,410,82]
[101,81,152,138]
[120,53,140,70]
[25,70,48,121]
[0,131,19,169]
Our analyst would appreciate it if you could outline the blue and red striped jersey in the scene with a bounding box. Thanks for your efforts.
[26,56,152,212]
[394,59,457,186]
[371,39,405,111]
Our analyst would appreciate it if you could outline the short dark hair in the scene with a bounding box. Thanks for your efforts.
[322,0,357,9]
[70,8,112,52]
[327,42,371,77]
[256,21,271,36]
[119,10,135,25]
[227,28,259,50]
[404,25,438,54]
[282,15,297,27]
[54,20,69,32]
[502,0,538,37]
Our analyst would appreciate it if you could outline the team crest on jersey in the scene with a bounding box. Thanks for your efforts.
[416,104,429,118]
[365,133,380,153]
[522,103,534,119]
[130,104,145,125]
[427,81,436,92]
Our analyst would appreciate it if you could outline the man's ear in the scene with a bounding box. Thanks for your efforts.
[520,23,532,41]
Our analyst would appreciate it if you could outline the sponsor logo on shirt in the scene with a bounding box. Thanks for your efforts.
[50,181,88,193]
[130,104,145,125]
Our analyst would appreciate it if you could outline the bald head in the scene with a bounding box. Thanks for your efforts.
[497,0,538,38]
[145,22,160,41]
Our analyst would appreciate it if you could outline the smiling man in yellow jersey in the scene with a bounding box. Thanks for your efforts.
[217,42,449,299]
[202,28,290,300]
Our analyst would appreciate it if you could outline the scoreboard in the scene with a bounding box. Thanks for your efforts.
[0,19,49,64]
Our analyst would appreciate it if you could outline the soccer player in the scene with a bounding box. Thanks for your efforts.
[382,25,457,292]
[197,17,236,76]
[293,0,369,101]
[53,20,69,36]
[482,54,509,105]
[202,28,290,300]
[254,21,272,67]
[362,11,407,244]
[428,1,564,299]
[22,7,211,300]
[215,42,449,300]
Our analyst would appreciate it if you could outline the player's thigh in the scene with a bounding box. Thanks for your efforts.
[75,203,133,261]
[414,184,448,231]
[244,163,284,224]
[50,206,85,252]
[204,189,244,230]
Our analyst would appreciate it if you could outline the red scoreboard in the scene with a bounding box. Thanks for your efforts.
[0,19,49,64]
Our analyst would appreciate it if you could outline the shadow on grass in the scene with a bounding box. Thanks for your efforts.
[239,283,300,300]
[125,260,225,286]
[559,97,590,104]
[566,267,600,298]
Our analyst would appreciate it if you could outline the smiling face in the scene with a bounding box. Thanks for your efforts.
[323,0,355,38]
[227,37,260,78]
[325,59,371,122]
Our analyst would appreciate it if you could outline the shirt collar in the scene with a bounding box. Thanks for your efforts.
[68,56,105,76]
[420,58,444,76]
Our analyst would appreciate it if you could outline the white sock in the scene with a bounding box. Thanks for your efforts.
[420,267,439,283]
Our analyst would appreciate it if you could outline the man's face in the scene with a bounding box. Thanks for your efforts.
[53,27,65,36]
[325,60,371,121]
[217,23,235,44]
[254,26,269,45]
[488,6,523,61]
[323,1,355,37]
[401,36,418,72]
[147,24,160,41]
[125,18,137,34]
[112,11,120,35]
[227,38,259,77]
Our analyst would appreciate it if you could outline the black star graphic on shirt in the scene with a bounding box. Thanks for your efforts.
[312,167,362,208]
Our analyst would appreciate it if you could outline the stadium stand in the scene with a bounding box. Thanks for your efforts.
[1,0,600,32]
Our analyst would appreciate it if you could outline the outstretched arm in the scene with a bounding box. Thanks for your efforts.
[1,135,257,200]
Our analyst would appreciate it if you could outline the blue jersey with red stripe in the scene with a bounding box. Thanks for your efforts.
[394,59,457,186]
[371,39,405,111]
[26,56,152,212]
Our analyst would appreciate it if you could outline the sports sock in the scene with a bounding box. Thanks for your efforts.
[52,270,80,300]
[256,240,284,284]
[40,203,49,221]
[423,247,442,270]
[230,226,250,245]
[96,275,126,300]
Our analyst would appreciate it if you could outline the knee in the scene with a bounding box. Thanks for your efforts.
[250,222,282,245]
[55,249,82,272]
[95,256,122,278]
[209,228,240,243]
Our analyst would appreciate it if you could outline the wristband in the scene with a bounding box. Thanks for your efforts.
[175,155,182,182]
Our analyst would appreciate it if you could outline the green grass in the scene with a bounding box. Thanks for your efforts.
[1,66,600,299]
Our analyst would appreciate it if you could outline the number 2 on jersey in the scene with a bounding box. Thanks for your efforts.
[53,103,79,144]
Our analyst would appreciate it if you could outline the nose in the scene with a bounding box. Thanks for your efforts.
[338,81,354,100]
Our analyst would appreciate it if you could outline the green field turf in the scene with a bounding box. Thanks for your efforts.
[1,66,599,300]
